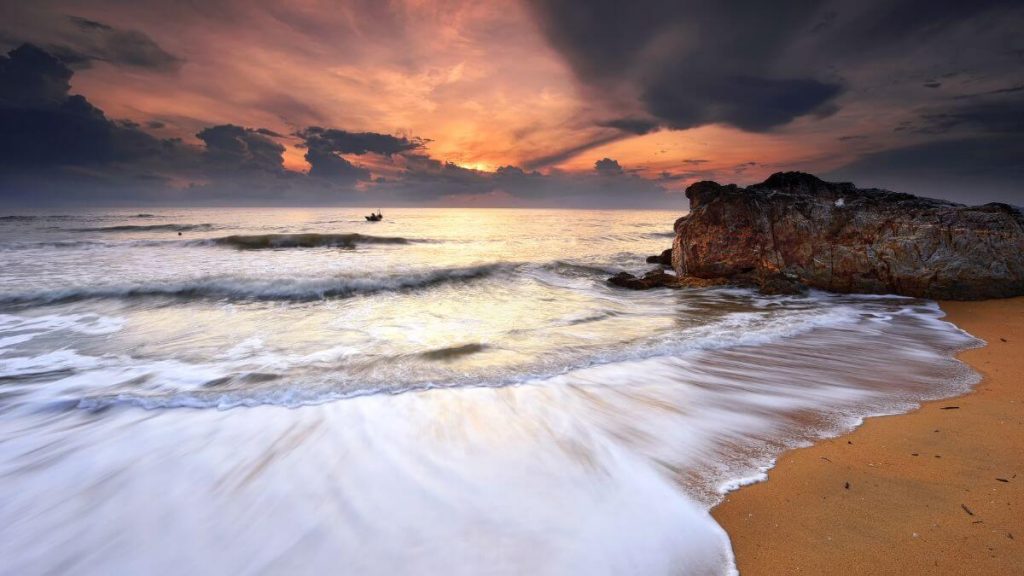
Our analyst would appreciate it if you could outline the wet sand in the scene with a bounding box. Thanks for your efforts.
[712,297,1024,575]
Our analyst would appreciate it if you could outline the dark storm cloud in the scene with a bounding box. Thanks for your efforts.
[524,0,842,132]
[0,44,165,168]
[197,124,286,172]
[645,76,842,132]
[594,158,623,174]
[53,16,183,72]
[523,0,1023,205]
[827,135,1024,205]
[523,0,1020,133]
[304,150,372,182]
[295,127,424,182]
[896,97,1024,135]
[0,43,71,106]
[830,89,1024,204]
[296,127,424,157]
[598,117,659,135]
[0,43,302,203]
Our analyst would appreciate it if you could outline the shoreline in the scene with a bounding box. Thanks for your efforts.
[712,297,1024,574]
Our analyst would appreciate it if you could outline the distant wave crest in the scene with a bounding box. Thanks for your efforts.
[0,264,511,306]
[72,223,215,232]
[201,233,414,249]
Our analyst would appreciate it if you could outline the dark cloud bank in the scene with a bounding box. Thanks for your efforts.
[526,0,1024,204]
[0,42,670,207]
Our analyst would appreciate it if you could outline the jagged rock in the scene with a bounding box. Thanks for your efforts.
[672,172,1024,300]
[608,270,677,290]
[607,269,731,290]
[645,248,674,267]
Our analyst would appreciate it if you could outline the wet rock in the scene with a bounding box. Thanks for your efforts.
[645,248,674,267]
[672,172,1024,300]
[608,270,676,290]
[608,269,730,290]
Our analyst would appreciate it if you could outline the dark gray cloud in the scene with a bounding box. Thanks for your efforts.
[830,89,1024,204]
[827,135,1024,205]
[598,117,659,135]
[0,44,166,168]
[594,157,623,174]
[0,43,71,107]
[295,127,423,182]
[304,150,371,182]
[523,0,1023,205]
[51,16,182,72]
[197,124,286,172]
[296,127,424,156]
[524,0,842,132]
[894,96,1024,135]
[524,0,1020,133]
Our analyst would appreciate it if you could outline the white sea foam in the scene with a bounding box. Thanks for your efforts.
[0,305,977,575]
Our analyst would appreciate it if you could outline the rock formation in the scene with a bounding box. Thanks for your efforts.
[666,172,1024,300]
[645,248,673,267]
[608,270,728,290]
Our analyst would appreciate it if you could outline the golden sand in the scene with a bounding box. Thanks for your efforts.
[712,297,1024,575]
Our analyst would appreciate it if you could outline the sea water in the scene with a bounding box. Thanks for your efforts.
[0,208,981,575]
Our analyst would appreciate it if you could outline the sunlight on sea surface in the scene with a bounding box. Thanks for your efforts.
[0,208,981,575]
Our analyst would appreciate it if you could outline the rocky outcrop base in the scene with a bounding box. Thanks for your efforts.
[610,172,1024,300]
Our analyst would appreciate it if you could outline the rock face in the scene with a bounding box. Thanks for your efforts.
[672,172,1024,300]
[645,248,673,267]
[608,269,730,290]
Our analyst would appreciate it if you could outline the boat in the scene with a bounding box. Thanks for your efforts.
[365,210,383,221]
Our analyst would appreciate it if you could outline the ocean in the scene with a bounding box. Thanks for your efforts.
[0,207,981,575]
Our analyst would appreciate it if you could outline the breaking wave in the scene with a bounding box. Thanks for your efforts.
[0,264,513,306]
[0,215,77,222]
[72,223,216,233]
[201,233,416,249]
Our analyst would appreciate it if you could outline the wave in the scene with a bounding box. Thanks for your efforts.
[71,223,215,233]
[0,239,191,251]
[200,233,414,249]
[418,343,489,361]
[0,264,513,306]
[0,215,77,222]
[536,261,620,277]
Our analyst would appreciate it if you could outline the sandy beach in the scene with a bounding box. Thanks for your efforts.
[713,297,1024,574]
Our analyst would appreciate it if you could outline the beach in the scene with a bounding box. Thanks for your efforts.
[713,297,1024,574]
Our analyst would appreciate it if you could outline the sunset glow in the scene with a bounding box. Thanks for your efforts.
[1,0,1022,206]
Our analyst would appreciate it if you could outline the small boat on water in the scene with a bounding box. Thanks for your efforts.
[365,210,383,221]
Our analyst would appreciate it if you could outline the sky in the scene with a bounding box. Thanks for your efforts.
[0,0,1021,207]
